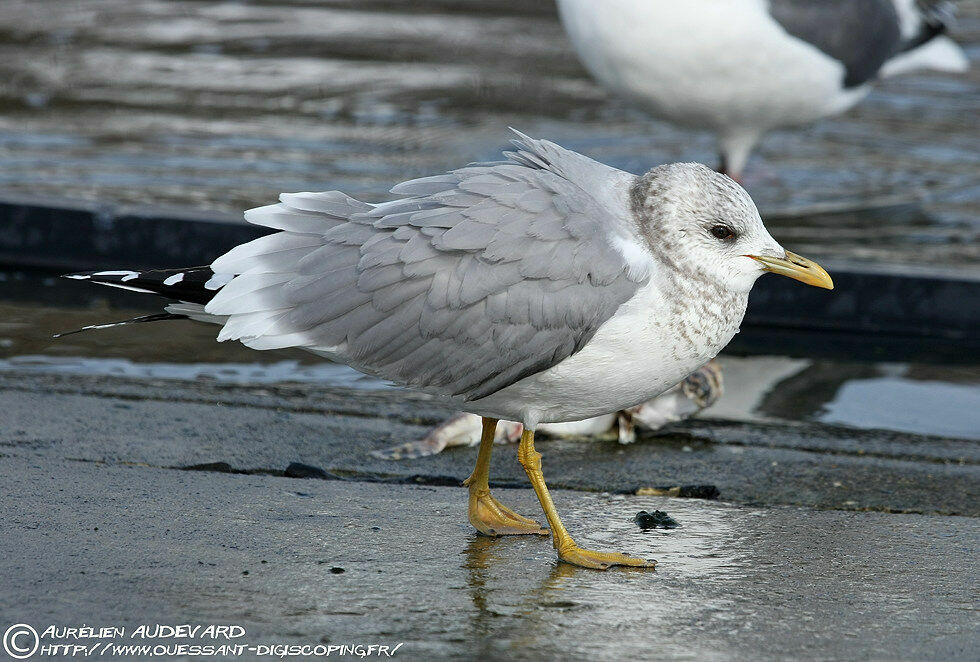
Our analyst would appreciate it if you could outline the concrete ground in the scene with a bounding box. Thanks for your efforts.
[1,371,978,661]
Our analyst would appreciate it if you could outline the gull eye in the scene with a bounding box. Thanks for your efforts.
[710,225,736,241]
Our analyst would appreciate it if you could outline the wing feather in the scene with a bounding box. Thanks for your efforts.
[205,133,647,401]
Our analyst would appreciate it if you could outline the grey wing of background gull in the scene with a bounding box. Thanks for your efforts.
[903,0,957,51]
[206,132,646,402]
[768,0,903,87]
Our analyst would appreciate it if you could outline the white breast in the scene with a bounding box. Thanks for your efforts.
[556,0,867,134]
[466,276,746,427]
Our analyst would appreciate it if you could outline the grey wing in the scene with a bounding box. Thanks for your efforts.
[901,1,956,52]
[768,0,903,87]
[205,135,645,402]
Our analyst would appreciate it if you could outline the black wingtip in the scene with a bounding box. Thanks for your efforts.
[59,266,219,304]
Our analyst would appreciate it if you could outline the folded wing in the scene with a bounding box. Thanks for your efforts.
[206,132,647,401]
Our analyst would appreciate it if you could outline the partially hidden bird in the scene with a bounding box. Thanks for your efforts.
[63,131,833,569]
[371,361,724,460]
[556,0,970,179]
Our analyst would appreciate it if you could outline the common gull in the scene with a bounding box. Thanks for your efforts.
[557,0,969,178]
[65,131,833,569]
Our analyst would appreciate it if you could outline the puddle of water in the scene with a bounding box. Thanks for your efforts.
[0,354,390,389]
[818,376,980,439]
[455,493,749,659]
[477,493,980,660]
[753,359,980,440]
[0,0,977,269]
[573,494,744,577]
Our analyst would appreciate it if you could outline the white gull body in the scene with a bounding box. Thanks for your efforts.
[556,0,970,176]
[465,272,740,426]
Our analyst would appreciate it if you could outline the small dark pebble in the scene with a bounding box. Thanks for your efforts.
[634,510,679,530]
[284,462,333,479]
[537,600,578,610]
[242,570,249,576]
[329,567,345,574]
[371,526,381,531]
[677,485,720,499]
[180,461,238,473]
[404,474,461,487]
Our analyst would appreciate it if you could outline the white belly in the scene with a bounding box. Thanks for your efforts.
[556,0,867,134]
[464,279,746,427]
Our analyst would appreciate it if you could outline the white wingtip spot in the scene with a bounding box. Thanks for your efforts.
[92,270,141,281]
[91,282,157,295]
[205,273,234,290]
[163,273,185,286]
[65,274,90,280]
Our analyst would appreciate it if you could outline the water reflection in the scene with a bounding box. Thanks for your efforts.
[451,493,976,658]
[0,354,391,388]
[458,495,747,659]
[818,371,980,439]
[758,360,980,440]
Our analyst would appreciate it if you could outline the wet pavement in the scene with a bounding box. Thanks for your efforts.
[0,0,978,269]
[0,287,977,657]
[2,456,977,661]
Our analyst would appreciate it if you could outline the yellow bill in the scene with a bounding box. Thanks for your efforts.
[746,251,834,289]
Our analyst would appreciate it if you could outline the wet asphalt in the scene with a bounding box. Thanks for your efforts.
[0,370,977,660]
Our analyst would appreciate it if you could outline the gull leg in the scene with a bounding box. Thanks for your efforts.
[517,428,656,570]
[463,417,549,536]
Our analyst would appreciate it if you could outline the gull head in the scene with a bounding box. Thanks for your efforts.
[630,163,833,293]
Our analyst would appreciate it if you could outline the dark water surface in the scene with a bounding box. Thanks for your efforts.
[0,0,977,270]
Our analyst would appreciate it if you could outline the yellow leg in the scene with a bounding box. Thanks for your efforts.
[517,428,656,570]
[463,417,549,536]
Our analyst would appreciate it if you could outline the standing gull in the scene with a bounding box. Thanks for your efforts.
[65,131,833,569]
[556,0,970,179]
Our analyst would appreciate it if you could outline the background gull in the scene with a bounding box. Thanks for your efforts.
[556,0,970,179]
[65,130,833,569]
[372,361,724,460]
